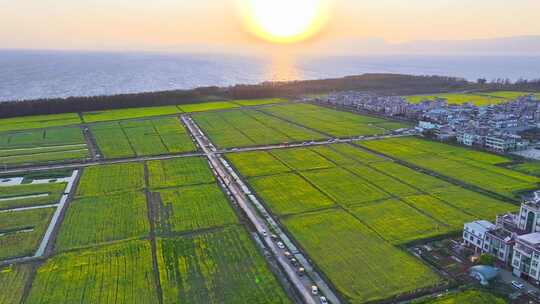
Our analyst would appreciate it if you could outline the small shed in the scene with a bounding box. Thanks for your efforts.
[469,265,499,286]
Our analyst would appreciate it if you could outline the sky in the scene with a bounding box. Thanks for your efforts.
[1,0,540,54]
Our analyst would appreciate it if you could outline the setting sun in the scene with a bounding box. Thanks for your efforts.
[240,0,329,44]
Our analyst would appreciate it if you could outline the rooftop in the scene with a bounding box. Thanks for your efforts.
[518,232,540,246]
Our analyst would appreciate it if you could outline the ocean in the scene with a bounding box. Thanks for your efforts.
[1,50,540,102]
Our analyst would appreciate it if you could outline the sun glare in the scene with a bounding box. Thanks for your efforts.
[241,0,329,44]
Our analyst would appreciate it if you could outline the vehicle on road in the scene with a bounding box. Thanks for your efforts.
[271,234,279,241]
[512,281,525,289]
[290,258,299,266]
[311,285,318,295]
[284,251,292,259]
[320,296,328,304]
[260,229,267,237]
[277,241,285,249]
[297,267,305,276]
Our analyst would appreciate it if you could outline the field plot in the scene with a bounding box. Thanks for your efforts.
[0,263,32,304]
[417,289,506,304]
[345,165,420,197]
[0,113,81,132]
[478,91,539,100]
[91,117,195,159]
[156,184,238,234]
[0,182,65,210]
[511,161,540,177]
[230,98,288,107]
[302,167,390,206]
[193,109,326,148]
[0,127,89,166]
[27,240,159,304]
[82,105,180,123]
[76,163,145,197]
[250,173,335,216]
[157,227,291,304]
[405,93,505,106]
[350,199,449,244]
[55,192,149,252]
[360,137,540,198]
[148,157,214,189]
[178,101,239,112]
[0,207,55,260]
[284,209,441,303]
[401,195,474,229]
[271,148,335,171]
[261,103,406,137]
[226,151,291,177]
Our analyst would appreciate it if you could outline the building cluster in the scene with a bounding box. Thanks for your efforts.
[464,192,540,284]
[321,91,540,153]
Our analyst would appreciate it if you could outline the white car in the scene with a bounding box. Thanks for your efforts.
[512,280,524,289]
[311,286,318,295]
[319,296,328,304]
[276,242,285,249]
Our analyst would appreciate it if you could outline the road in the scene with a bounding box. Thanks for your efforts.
[182,115,341,304]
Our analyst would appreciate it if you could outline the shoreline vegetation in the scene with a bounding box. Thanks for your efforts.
[2,73,539,120]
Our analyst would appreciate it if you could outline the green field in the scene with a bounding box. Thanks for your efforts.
[156,184,238,234]
[249,173,335,216]
[76,163,145,197]
[193,109,326,148]
[230,98,288,107]
[360,137,540,198]
[511,161,540,177]
[261,103,407,137]
[302,167,390,206]
[416,289,507,304]
[271,148,335,171]
[284,209,441,303]
[225,151,291,177]
[91,117,195,159]
[82,105,180,123]
[147,157,214,189]
[178,101,239,112]
[0,113,82,132]
[0,207,55,260]
[401,195,474,229]
[55,192,149,252]
[0,182,66,210]
[0,127,89,166]
[27,240,159,304]
[157,227,290,304]
[0,263,32,304]
[479,91,539,100]
[350,199,449,244]
[405,93,504,106]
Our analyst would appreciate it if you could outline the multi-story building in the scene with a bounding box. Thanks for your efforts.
[463,220,496,253]
[484,227,515,264]
[517,201,540,234]
[512,233,540,282]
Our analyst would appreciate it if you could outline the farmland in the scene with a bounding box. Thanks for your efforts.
[261,103,408,137]
[147,156,214,189]
[479,91,540,100]
[0,127,89,167]
[193,108,326,148]
[0,182,65,210]
[155,184,238,234]
[55,192,149,252]
[359,137,540,198]
[0,113,82,132]
[231,98,288,107]
[284,209,442,303]
[405,93,505,106]
[0,263,32,304]
[82,105,180,122]
[26,240,160,304]
[157,227,291,304]
[76,163,145,197]
[0,207,55,260]
[227,143,517,302]
[91,117,196,159]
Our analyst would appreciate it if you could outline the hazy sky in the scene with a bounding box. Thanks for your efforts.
[1,0,540,53]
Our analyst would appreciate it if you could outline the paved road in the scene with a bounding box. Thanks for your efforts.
[183,115,340,304]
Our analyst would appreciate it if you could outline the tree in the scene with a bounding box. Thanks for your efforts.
[477,253,495,266]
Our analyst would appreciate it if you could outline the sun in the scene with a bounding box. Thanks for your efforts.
[240,0,329,44]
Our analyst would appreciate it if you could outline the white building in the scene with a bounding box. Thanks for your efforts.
[517,201,540,234]
[463,220,496,253]
[512,233,540,282]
